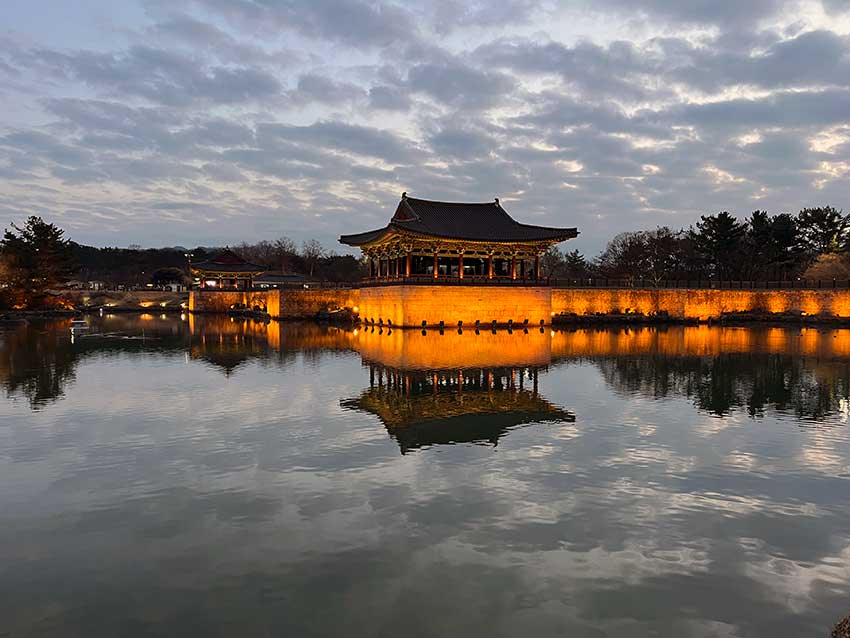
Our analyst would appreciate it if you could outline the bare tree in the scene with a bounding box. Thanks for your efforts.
[301,239,324,277]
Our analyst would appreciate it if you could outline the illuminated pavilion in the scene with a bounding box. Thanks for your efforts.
[339,193,578,282]
[190,249,266,290]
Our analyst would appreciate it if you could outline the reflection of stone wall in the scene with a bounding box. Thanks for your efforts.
[550,325,850,359]
[358,285,552,328]
[552,288,850,320]
[355,326,552,369]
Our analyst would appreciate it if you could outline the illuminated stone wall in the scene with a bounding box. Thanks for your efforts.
[358,285,552,328]
[551,288,850,320]
[189,288,357,318]
[191,287,850,323]
[188,291,250,312]
[276,288,359,319]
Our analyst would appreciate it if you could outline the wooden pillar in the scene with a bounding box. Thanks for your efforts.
[534,253,540,281]
[458,252,464,280]
[488,254,494,279]
[511,255,517,280]
[520,259,525,280]
[433,251,439,279]
[406,253,411,278]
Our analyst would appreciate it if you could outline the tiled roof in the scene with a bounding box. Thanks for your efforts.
[339,195,578,246]
[191,249,266,273]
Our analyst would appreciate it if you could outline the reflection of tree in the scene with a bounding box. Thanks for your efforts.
[0,321,78,409]
[0,316,189,410]
[596,354,850,421]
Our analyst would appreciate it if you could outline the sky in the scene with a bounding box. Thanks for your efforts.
[1,1,850,255]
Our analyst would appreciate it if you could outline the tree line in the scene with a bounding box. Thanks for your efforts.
[0,216,363,309]
[541,206,850,283]
[1,206,847,309]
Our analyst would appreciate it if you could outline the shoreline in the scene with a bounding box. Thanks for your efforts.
[6,308,850,330]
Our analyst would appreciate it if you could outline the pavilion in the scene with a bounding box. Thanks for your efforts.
[190,249,266,290]
[339,193,578,283]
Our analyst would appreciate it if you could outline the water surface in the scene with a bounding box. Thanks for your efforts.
[1,315,849,637]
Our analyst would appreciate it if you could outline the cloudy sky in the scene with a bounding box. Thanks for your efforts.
[1,1,850,254]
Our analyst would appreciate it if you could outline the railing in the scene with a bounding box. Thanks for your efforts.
[550,278,850,290]
[191,278,850,291]
[358,274,551,287]
[193,281,358,291]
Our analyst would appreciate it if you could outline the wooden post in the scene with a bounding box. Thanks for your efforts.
[458,252,464,280]
[511,255,517,280]
[488,253,494,279]
[433,251,439,279]
[406,253,411,278]
[534,253,540,281]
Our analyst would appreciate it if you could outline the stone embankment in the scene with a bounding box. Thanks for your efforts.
[61,290,188,311]
[188,286,850,327]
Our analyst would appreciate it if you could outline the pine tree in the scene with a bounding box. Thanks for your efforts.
[1,216,77,307]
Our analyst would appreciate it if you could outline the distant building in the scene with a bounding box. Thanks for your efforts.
[339,193,578,282]
[189,249,266,290]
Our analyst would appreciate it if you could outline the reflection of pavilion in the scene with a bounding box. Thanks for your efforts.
[188,314,279,375]
[342,364,574,454]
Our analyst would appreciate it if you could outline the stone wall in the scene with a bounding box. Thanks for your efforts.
[358,285,552,328]
[190,288,359,319]
[189,291,251,313]
[191,286,850,324]
[276,288,359,319]
[551,288,850,320]
[62,290,187,310]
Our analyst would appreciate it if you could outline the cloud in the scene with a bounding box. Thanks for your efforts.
[368,85,412,111]
[26,45,282,106]
[0,0,849,251]
[407,60,516,109]
[291,73,368,106]
[184,0,417,48]
[583,0,791,28]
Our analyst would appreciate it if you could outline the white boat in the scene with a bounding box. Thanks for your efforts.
[70,319,88,332]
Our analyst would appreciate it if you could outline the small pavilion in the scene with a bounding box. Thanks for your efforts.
[339,193,578,282]
[190,249,266,290]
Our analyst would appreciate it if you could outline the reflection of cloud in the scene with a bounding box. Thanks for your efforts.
[2,319,850,635]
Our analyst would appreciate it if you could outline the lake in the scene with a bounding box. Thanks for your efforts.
[1,315,849,637]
